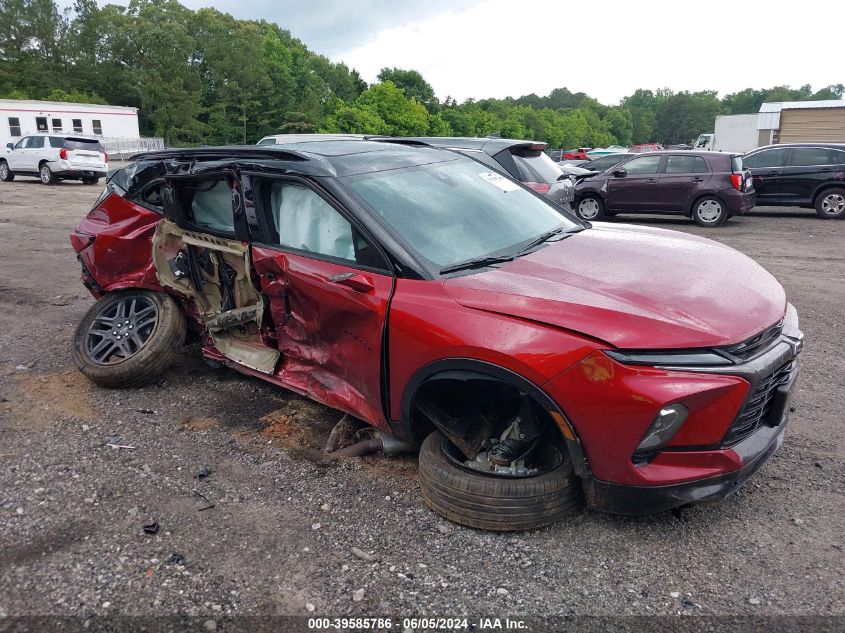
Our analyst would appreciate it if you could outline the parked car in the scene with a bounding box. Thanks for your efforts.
[407,136,575,208]
[585,145,628,159]
[580,152,636,172]
[743,143,845,219]
[574,151,755,226]
[70,141,802,530]
[561,147,592,160]
[557,163,593,181]
[1,134,108,185]
[667,143,692,150]
[629,143,664,153]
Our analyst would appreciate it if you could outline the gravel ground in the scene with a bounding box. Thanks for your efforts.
[0,178,843,626]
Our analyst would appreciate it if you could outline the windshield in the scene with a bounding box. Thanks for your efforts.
[342,158,580,270]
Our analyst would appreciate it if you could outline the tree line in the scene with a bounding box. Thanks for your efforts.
[1,0,842,148]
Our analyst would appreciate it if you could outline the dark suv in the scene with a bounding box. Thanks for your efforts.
[574,151,755,227]
[406,137,575,208]
[743,143,845,219]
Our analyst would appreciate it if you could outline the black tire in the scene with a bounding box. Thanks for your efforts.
[814,188,845,219]
[39,162,56,185]
[575,194,605,221]
[81,176,100,185]
[72,290,186,388]
[418,431,581,531]
[0,160,13,182]
[692,195,727,227]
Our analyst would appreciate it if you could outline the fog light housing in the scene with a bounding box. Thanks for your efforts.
[634,403,689,457]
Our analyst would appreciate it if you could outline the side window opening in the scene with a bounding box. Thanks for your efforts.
[188,179,235,234]
[51,118,62,132]
[72,119,83,134]
[623,155,661,175]
[92,120,103,135]
[8,117,21,137]
[267,181,388,271]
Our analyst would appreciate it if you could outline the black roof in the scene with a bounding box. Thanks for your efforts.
[131,140,460,178]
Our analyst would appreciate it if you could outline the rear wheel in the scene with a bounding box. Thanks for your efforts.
[39,163,56,185]
[815,188,845,219]
[72,290,186,388]
[692,196,727,227]
[575,195,605,221]
[418,431,581,531]
[0,160,13,182]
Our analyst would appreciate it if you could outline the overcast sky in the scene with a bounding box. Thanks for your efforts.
[64,0,844,104]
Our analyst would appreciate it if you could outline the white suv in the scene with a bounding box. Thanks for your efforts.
[1,134,108,185]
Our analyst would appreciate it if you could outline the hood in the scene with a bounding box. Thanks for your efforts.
[444,223,786,349]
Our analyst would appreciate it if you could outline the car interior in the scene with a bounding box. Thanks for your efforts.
[151,176,280,374]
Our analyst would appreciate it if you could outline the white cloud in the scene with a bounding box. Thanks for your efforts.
[335,0,844,104]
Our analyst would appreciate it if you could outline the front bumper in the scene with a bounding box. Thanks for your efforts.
[549,304,803,514]
[582,369,794,515]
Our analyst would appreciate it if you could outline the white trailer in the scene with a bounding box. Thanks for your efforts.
[0,99,140,148]
[694,113,761,153]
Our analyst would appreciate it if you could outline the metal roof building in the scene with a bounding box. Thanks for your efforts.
[758,99,845,144]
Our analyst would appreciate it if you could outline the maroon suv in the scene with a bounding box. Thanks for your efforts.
[574,151,755,226]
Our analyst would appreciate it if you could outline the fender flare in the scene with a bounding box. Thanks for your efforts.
[395,358,590,478]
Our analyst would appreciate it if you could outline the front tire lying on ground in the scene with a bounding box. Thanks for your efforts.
[419,431,581,531]
[72,290,186,388]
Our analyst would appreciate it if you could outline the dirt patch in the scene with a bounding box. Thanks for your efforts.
[259,399,339,459]
[0,367,96,428]
[179,414,218,431]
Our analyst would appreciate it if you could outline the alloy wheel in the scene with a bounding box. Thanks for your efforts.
[578,198,600,220]
[821,193,845,217]
[40,165,52,184]
[696,199,723,223]
[0,162,8,180]
[84,295,159,365]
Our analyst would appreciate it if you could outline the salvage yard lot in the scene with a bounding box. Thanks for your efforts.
[0,179,843,618]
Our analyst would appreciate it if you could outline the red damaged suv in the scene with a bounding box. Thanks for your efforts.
[70,140,803,531]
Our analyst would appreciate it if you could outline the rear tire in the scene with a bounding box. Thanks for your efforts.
[39,163,56,185]
[815,188,845,219]
[418,431,581,531]
[575,195,605,221]
[0,160,13,182]
[72,290,186,388]
[692,196,727,227]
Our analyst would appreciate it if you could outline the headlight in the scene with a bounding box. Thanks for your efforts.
[605,350,732,367]
[634,403,689,455]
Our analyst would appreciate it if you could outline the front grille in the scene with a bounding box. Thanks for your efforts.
[722,360,795,445]
[720,321,783,361]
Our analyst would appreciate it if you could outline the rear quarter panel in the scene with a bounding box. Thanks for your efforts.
[74,192,163,294]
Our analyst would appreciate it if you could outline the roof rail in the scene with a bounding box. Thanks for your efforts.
[362,136,433,147]
[129,146,309,162]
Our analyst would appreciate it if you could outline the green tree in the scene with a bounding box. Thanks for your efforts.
[377,67,439,113]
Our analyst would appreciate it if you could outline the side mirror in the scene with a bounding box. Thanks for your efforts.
[6,143,13,150]
[611,168,627,177]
